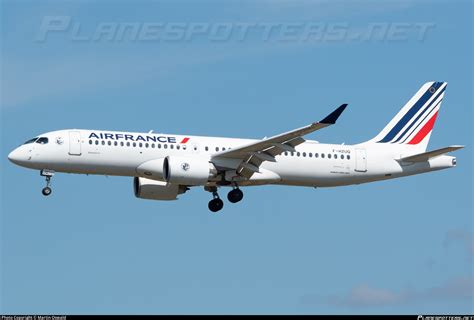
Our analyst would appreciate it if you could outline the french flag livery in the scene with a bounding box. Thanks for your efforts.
[371,81,447,151]
[7,81,463,212]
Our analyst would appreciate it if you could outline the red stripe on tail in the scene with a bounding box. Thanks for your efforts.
[408,111,439,145]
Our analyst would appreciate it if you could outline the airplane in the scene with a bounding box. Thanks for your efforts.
[8,81,464,212]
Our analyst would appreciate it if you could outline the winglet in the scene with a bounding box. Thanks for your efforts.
[320,104,348,124]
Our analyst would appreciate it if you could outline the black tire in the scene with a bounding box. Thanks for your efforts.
[42,187,52,196]
[227,188,244,203]
[208,198,224,212]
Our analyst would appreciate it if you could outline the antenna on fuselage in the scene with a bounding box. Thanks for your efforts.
[148,130,154,134]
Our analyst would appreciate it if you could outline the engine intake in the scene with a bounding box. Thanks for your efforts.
[163,156,216,185]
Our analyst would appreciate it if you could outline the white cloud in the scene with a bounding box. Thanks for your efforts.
[301,276,474,308]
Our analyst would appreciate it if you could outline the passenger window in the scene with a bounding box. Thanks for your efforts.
[108,141,112,146]
[297,152,301,157]
[151,143,155,148]
[114,141,118,146]
[215,147,219,152]
[321,153,325,158]
[170,144,174,149]
[183,145,187,150]
[127,142,130,147]
[205,146,209,151]
[89,140,93,145]
[133,142,136,147]
[347,155,351,160]
[315,153,319,158]
[341,154,345,160]
[309,153,313,157]
[164,144,168,149]
[284,152,288,156]
[158,144,161,149]
[101,141,105,146]
[222,147,226,151]
[146,143,150,148]
[334,154,338,159]
[36,137,49,144]
[328,154,332,159]
[302,152,306,157]
[177,145,180,150]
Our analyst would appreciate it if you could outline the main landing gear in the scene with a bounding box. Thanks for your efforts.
[206,185,244,213]
[227,187,244,203]
[40,169,55,196]
[208,190,224,213]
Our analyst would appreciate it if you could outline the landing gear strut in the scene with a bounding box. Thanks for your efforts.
[206,186,224,213]
[227,186,244,203]
[40,169,55,196]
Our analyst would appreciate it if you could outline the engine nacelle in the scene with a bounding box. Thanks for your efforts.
[136,158,165,181]
[163,156,216,185]
[133,177,187,201]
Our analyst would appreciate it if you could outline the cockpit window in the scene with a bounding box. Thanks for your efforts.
[23,138,38,144]
[36,137,49,144]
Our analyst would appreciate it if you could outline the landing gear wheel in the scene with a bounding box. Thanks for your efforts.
[42,187,52,196]
[40,169,55,197]
[227,188,244,203]
[208,198,224,212]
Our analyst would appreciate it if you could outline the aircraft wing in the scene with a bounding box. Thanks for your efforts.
[399,145,464,163]
[212,104,348,178]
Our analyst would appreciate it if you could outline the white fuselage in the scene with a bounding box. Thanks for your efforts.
[8,129,457,188]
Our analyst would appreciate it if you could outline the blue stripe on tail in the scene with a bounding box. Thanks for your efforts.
[399,98,443,144]
[378,82,443,143]
[391,85,446,143]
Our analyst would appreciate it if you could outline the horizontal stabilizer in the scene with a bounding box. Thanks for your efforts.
[399,145,464,163]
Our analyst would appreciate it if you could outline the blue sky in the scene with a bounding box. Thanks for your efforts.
[1,0,472,315]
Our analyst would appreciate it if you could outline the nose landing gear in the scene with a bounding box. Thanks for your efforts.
[40,169,55,196]
[42,186,52,196]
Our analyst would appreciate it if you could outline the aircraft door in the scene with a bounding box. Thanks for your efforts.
[355,148,367,172]
[69,131,82,156]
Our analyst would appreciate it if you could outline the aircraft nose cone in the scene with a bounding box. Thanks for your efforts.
[8,148,22,165]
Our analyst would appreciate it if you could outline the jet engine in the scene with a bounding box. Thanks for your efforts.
[136,158,166,180]
[163,156,217,185]
[133,177,188,201]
